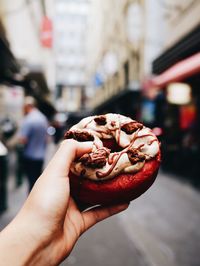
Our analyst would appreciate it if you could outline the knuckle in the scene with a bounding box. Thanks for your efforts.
[61,139,77,147]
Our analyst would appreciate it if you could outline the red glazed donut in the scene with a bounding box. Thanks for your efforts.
[64,114,161,206]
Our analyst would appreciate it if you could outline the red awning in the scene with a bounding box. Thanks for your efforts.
[145,52,200,89]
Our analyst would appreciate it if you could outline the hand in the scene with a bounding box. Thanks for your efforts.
[0,140,129,266]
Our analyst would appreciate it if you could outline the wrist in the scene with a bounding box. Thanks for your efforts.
[0,213,53,266]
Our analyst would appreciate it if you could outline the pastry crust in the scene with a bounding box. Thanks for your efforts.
[69,151,161,205]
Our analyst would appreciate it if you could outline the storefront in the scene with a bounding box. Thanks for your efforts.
[145,25,200,185]
[93,89,141,120]
[0,34,55,121]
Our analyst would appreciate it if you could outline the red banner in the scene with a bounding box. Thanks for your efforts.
[41,16,53,48]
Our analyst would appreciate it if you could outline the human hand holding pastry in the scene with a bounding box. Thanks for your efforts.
[0,139,129,266]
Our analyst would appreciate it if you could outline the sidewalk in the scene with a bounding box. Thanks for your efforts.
[0,172,27,230]
[118,171,200,266]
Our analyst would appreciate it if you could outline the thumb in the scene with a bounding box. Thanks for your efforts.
[43,140,93,178]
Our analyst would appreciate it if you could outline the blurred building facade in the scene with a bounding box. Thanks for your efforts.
[1,0,199,137]
[0,0,167,117]
[87,0,133,111]
[0,0,57,122]
[165,0,200,49]
[146,0,200,181]
[54,0,91,112]
[86,0,166,117]
[0,0,55,91]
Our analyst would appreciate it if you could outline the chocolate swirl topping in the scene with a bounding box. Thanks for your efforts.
[94,115,107,125]
[121,122,143,134]
[79,148,110,168]
[68,114,159,181]
[64,130,94,142]
[127,147,145,164]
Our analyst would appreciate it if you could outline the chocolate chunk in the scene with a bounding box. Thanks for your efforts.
[80,169,86,176]
[64,130,94,142]
[111,121,116,127]
[94,115,107,125]
[79,148,110,168]
[121,122,143,134]
[127,147,145,164]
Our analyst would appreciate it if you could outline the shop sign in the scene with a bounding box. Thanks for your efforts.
[180,104,197,130]
[167,82,191,105]
[41,16,53,48]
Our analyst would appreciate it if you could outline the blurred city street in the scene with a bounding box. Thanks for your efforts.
[66,171,200,266]
[1,0,200,265]
[1,156,200,266]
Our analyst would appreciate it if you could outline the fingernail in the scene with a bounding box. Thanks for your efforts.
[117,202,130,211]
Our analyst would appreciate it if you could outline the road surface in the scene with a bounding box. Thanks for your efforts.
[1,154,200,266]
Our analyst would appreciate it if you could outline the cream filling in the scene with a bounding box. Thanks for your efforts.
[70,114,159,181]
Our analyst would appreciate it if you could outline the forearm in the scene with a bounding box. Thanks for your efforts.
[0,214,52,266]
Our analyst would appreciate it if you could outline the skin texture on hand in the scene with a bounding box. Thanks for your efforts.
[0,140,129,266]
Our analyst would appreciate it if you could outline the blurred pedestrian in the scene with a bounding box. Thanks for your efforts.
[18,96,48,191]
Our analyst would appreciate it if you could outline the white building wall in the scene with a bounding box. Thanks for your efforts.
[165,0,200,48]
[87,0,129,83]
[143,0,166,76]
[0,0,56,92]
[0,0,43,64]
[43,0,55,92]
